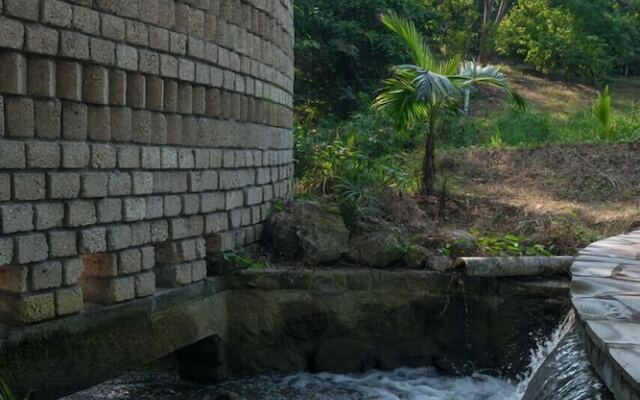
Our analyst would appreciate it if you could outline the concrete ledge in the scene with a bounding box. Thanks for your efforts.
[571,231,640,399]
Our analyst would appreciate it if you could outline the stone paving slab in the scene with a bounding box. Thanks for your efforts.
[571,230,640,398]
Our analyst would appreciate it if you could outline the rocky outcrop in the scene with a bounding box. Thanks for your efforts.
[268,201,350,263]
[347,231,404,268]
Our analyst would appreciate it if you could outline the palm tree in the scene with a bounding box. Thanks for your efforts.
[373,13,524,195]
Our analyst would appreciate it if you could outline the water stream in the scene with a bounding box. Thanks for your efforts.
[65,312,612,400]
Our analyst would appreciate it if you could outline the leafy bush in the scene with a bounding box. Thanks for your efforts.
[592,86,616,142]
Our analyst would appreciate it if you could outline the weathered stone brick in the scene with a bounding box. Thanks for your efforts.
[108,70,127,106]
[145,196,164,219]
[116,249,140,275]
[27,59,56,97]
[126,73,146,108]
[79,227,107,254]
[65,200,97,227]
[179,149,195,169]
[192,86,206,115]
[91,144,117,169]
[157,263,192,287]
[34,203,63,230]
[16,233,48,264]
[25,24,59,55]
[150,220,169,242]
[146,77,164,111]
[132,172,154,195]
[130,221,151,246]
[81,172,109,198]
[84,66,109,105]
[31,261,63,291]
[56,61,82,101]
[88,106,112,141]
[178,59,196,81]
[123,198,146,221]
[72,5,100,35]
[81,253,117,277]
[0,265,27,293]
[132,110,152,143]
[0,237,12,266]
[97,198,122,223]
[60,31,90,60]
[205,212,229,233]
[108,172,132,196]
[166,114,182,145]
[116,146,139,169]
[102,14,126,41]
[55,286,83,315]
[5,0,39,20]
[34,100,62,139]
[106,224,132,250]
[62,143,90,168]
[14,173,45,201]
[177,83,193,114]
[0,17,24,50]
[6,97,34,138]
[141,146,161,169]
[110,107,133,142]
[5,292,55,323]
[139,50,160,75]
[0,203,32,234]
[192,260,206,282]
[0,174,9,201]
[48,173,80,199]
[126,19,149,46]
[150,27,170,51]
[134,271,155,297]
[62,102,88,140]
[151,113,167,144]
[84,275,134,304]
[116,44,138,71]
[63,258,81,285]
[43,0,73,27]
[48,231,77,258]
[163,195,182,217]
[161,148,178,169]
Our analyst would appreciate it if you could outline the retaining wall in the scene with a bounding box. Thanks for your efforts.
[0,0,294,324]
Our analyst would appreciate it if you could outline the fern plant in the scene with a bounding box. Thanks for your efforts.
[592,85,616,142]
[0,381,17,400]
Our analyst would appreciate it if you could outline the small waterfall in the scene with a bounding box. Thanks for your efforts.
[518,311,613,400]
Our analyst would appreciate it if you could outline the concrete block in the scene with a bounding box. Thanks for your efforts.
[55,286,83,315]
[126,73,146,108]
[110,107,133,142]
[91,144,117,169]
[48,230,77,258]
[34,100,62,139]
[60,31,90,60]
[6,97,34,138]
[65,200,97,227]
[81,172,109,198]
[0,265,27,293]
[16,233,49,264]
[108,173,132,196]
[97,198,122,223]
[0,17,24,50]
[88,106,111,141]
[43,0,73,27]
[84,66,109,104]
[5,0,39,21]
[102,14,126,41]
[57,61,82,101]
[34,203,64,230]
[25,23,58,55]
[0,203,32,234]
[62,143,90,168]
[109,70,127,106]
[14,173,45,201]
[134,271,155,297]
[72,5,100,35]
[26,141,60,169]
[62,101,88,140]
[106,225,132,250]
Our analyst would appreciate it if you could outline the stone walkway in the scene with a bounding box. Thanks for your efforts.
[571,230,640,400]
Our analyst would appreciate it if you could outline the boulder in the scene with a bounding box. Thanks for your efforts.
[427,255,453,272]
[268,201,349,263]
[448,229,478,257]
[347,231,403,268]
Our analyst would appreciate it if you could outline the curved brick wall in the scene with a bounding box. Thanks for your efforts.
[0,0,294,324]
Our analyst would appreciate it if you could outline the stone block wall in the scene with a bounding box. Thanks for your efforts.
[0,0,294,324]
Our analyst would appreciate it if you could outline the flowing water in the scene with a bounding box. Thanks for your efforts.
[66,312,612,400]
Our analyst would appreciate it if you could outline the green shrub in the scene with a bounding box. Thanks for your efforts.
[491,110,551,146]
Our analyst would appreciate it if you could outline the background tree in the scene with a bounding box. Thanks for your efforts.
[373,14,524,195]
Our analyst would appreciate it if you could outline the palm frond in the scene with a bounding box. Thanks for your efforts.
[414,69,460,105]
[380,13,436,71]
[372,70,429,131]
[451,62,527,110]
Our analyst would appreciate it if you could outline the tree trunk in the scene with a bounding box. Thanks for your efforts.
[478,0,510,65]
[463,89,470,115]
[422,133,435,196]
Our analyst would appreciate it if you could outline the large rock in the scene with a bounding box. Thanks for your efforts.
[268,201,350,263]
[347,231,403,268]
